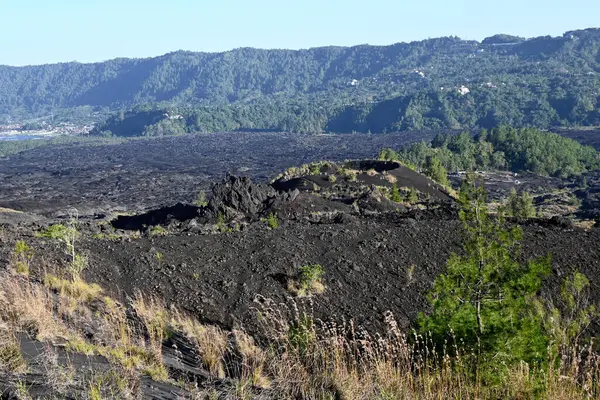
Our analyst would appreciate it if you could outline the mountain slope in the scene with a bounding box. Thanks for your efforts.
[1,28,600,121]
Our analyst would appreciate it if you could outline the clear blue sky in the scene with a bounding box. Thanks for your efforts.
[1,0,598,66]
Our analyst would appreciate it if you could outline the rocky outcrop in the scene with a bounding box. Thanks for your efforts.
[205,174,277,221]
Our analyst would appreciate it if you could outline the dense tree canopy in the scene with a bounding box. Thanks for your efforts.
[379,127,599,178]
[3,28,600,133]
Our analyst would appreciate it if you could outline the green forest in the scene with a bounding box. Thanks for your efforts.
[378,126,599,178]
[3,28,600,134]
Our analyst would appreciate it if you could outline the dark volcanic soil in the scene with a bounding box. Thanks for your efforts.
[3,206,599,338]
[2,163,599,338]
[2,131,600,398]
[0,132,433,216]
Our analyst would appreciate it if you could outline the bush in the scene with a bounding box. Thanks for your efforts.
[507,188,536,219]
[390,184,402,202]
[12,240,33,276]
[149,225,168,237]
[38,220,86,280]
[266,213,279,229]
[408,187,418,203]
[293,264,325,297]
[194,191,208,207]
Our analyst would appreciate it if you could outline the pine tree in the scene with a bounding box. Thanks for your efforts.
[408,187,418,203]
[418,174,550,365]
[390,184,402,202]
[426,156,449,187]
[507,188,536,219]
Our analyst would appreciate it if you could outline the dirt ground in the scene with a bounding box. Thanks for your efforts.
[2,134,600,398]
[0,132,435,217]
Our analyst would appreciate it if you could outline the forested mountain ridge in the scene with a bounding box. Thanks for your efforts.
[3,28,600,132]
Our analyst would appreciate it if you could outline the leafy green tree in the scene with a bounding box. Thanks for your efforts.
[425,156,449,187]
[507,188,536,219]
[418,175,551,365]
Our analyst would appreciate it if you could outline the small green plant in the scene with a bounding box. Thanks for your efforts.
[149,225,168,237]
[408,187,419,203]
[88,382,102,400]
[267,212,279,229]
[155,251,164,262]
[288,314,315,356]
[536,271,599,353]
[194,191,208,207]
[216,212,232,233]
[406,264,415,283]
[14,381,31,400]
[92,233,121,240]
[328,174,337,183]
[390,184,401,202]
[38,214,86,280]
[309,163,321,175]
[292,264,325,297]
[12,240,33,276]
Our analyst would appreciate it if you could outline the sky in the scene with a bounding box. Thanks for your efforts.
[0,0,598,66]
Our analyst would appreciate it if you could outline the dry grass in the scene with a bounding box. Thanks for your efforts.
[384,173,398,184]
[0,276,68,340]
[573,219,596,230]
[131,294,168,358]
[44,274,104,303]
[233,329,271,388]
[249,299,600,400]
[1,270,599,399]
[0,207,23,213]
[0,328,28,374]
[0,272,167,388]
[170,308,229,378]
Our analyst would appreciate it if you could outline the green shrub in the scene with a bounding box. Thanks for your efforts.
[267,213,279,229]
[288,314,315,356]
[309,163,321,175]
[507,188,536,219]
[216,212,232,233]
[426,156,449,187]
[38,220,85,280]
[13,240,33,276]
[390,184,401,202]
[294,264,325,297]
[149,225,168,237]
[408,187,419,203]
[535,271,599,353]
[194,191,208,207]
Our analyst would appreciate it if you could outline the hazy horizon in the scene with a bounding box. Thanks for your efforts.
[2,26,599,68]
[1,0,599,66]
